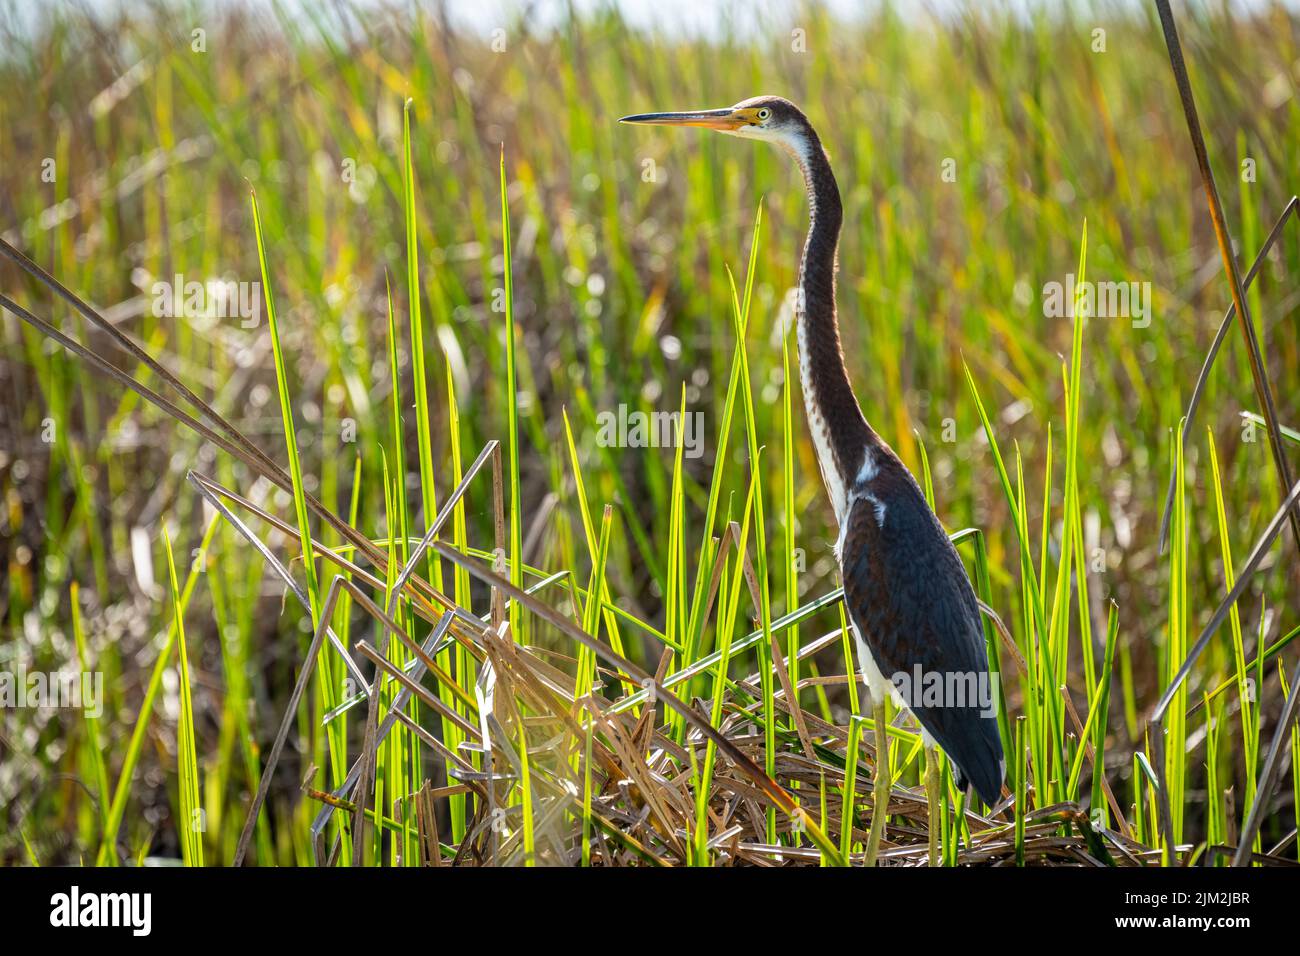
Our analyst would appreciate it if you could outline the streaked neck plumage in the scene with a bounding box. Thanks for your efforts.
[784,125,877,521]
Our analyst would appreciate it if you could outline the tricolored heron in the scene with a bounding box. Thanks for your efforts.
[621,96,1004,864]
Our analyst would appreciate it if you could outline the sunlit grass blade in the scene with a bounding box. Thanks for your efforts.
[1279,662,1300,863]
[499,146,524,642]
[781,305,800,700]
[724,209,777,841]
[164,527,203,867]
[403,98,443,593]
[70,582,109,841]
[1206,427,1256,850]
[694,471,758,865]
[840,716,862,858]
[1164,420,1188,848]
[94,514,219,865]
[577,505,614,698]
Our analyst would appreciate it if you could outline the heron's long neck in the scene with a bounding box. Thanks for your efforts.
[791,133,875,519]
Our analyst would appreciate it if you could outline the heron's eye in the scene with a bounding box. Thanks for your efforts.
[757,107,771,121]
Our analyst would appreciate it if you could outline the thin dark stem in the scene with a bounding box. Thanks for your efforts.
[1153,1,1300,556]
[1157,197,1300,552]
[1153,0,1300,869]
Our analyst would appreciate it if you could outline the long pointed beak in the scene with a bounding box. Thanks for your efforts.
[619,108,745,131]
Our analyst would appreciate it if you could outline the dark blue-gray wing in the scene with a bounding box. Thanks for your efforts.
[840,464,1004,805]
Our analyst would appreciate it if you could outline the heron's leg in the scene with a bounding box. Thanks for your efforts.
[925,745,941,867]
[863,695,889,867]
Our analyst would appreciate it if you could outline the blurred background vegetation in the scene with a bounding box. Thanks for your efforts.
[2,0,1299,864]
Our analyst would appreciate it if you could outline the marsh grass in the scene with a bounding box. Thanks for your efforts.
[2,1,1300,866]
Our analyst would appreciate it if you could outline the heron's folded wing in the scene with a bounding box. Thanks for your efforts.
[840,467,1003,803]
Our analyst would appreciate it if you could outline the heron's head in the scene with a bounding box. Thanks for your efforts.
[620,95,814,157]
